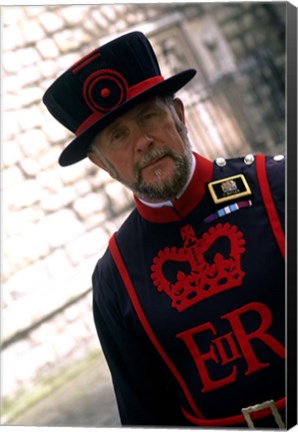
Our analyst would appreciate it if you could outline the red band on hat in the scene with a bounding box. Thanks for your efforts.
[72,51,101,74]
[75,75,165,136]
[127,75,164,98]
[76,112,104,136]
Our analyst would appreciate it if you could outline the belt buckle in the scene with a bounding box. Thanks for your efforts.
[241,399,285,429]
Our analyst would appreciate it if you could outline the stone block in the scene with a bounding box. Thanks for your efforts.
[82,212,107,232]
[3,52,21,74]
[3,271,91,340]
[4,205,45,237]
[2,287,14,310]
[29,321,56,345]
[65,228,109,266]
[52,329,76,358]
[19,86,44,107]
[38,209,85,249]
[56,52,81,71]
[74,179,92,197]
[5,179,43,210]
[36,169,64,193]
[18,65,42,88]
[44,248,74,280]
[67,319,92,343]
[1,166,23,196]
[59,5,91,25]
[40,186,77,212]
[4,256,50,299]
[38,146,61,171]
[2,111,22,140]
[39,11,64,33]
[63,301,85,323]
[19,158,41,177]
[15,343,56,382]
[2,24,24,51]
[57,162,86,186]
[53,29,86,54]
[3,94,19,111]
[2,290,40,338]
[18,128,49,157]
[21,47,42,68]
[92,9,109,28]
[24,5,46,17]
[18,105,45,131]
[73,192,106,220]
[88,169,110,190]
[105,181,133,214]
[37,38,60,59]
[41,119,71,144]
[2,6,25,26]
[2,141,24,168]
[1,339,32,397]
[19,19,45,44]
[38,59,59,79]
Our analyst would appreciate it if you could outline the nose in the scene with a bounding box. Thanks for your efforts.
[134,125,153,153]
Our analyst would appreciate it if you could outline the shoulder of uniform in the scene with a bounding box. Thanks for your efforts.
[213,153,285,168]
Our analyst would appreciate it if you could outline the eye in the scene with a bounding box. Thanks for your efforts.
[143,111,155,119]
[111,127,128,143]
[144,110,158,120]
[113,130,123,140]
[140,110,160,126]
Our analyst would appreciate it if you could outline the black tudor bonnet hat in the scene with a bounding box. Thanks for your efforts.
[43,31,196,166]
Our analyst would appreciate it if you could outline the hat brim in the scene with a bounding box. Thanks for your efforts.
[58,68,196,166]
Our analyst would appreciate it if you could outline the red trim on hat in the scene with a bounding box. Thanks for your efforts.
[72,51,101,74]
[256,154,285,258]
[75,75,165,136]
[76,112,104,136]
[127,76,164,98]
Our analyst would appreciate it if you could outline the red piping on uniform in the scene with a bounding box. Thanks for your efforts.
[182,397,286,427]
[256,155,285,258]
[109,233,204,420]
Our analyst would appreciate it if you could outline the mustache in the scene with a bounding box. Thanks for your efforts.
[136,148,176,172]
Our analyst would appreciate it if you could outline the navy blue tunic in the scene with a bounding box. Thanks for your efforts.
[92,153,285,427]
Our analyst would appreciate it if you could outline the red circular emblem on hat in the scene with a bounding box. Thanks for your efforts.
[83,69,128,113]
[100,88,111,98]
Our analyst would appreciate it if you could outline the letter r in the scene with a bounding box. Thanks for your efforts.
[222,302,285,376]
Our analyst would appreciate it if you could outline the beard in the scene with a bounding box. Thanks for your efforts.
[120,145,193,201]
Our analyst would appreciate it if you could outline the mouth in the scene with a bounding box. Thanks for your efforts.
[139,150,175,171]
[142,155,168,169]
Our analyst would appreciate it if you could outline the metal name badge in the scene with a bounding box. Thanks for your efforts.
[207,174,252,205]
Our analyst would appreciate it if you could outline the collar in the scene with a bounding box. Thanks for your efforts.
[134,152,213,223]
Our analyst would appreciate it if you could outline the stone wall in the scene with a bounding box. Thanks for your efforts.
[2,5,136,414]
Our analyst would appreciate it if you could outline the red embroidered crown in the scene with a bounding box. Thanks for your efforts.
[151,223,246,312]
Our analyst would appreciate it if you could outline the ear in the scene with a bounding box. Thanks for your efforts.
[173,98,186,124]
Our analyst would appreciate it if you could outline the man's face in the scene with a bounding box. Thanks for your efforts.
[88,97,193,202]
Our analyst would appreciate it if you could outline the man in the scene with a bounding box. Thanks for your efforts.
[43,31,286,428]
